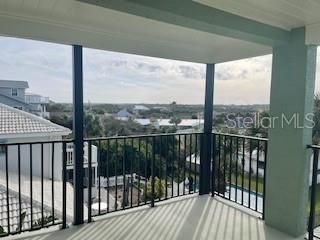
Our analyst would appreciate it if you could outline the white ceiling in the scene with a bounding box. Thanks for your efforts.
[195,0,320,44]
[1,0,320,63]
[195,0,320,30]
[0,0,271,63]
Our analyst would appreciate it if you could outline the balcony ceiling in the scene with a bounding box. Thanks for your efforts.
[0,0,319,63]
[195,0,320,31]
[195,0,320,44]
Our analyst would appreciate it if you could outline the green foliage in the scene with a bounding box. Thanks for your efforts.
[84,111,103,137]
[103,117,149,137]
[313,93,320,144]
[169,117,181,126]
[0,225,5,235]
[49,113,73,129]
[146,177,165,200]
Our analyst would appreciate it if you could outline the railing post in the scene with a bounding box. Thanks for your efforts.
[151,137,155,207]
[308,147,319,240]
[62,142,67,229]
[199,63,215,195]
[73,45,84,225]
[88,140,92,223]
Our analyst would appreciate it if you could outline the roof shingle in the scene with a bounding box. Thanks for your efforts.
[0,103,70,136]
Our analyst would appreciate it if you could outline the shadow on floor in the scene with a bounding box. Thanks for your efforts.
[10,195,303,240]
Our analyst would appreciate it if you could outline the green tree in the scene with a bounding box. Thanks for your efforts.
[84,111,102,137]
[313,93,320,144]
[169,117,181,127]
[146,177,165,200]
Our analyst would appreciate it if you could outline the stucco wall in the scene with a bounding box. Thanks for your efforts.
[0,136,63,181]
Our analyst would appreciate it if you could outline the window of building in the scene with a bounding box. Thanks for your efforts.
[257,160,265,169]
[14,106,23,110]
[11,88,18,96]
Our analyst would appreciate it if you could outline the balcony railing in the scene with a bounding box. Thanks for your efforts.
[212,132,267,216]
[0,132,268,238]
[0,140,71,237]
[307,145,320,240]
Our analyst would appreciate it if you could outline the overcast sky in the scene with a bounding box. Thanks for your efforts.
[0,37,319,105]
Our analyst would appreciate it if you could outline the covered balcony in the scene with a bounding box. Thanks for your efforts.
[0,0,320,239]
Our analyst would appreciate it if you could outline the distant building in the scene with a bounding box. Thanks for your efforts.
[152,106,169,112]
[25,93,50,118]
[0,80,30,111]
[133,105,150,113]
[0,80,50,118]
[134,118,151,126]
[116,108,132,120]
[157,119,204,129]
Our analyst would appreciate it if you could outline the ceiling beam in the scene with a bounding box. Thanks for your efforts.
[78,0,290,46]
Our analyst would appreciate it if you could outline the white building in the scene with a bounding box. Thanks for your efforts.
[133,105,150,113]
[237,149,265,177]
[0,103,71,181]
[25,93,50,118]
[0,103,98,183]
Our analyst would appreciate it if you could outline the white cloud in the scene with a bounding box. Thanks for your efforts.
[0,37,319,105]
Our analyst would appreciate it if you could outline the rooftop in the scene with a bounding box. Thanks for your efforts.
[0,103,70,139]
[0,186,52,232]
[0,80,28,89]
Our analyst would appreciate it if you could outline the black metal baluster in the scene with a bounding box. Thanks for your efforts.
[151,136,155,207]
[138,138,141,206]
[308,147,319,240]
[18,144,22,232]
[115,139,118,211]
[107,140,110,213]
[166,136,168,199]
[29,144,33,231]
[235,137,239,203]
[51,143,55,225]
[178,135,181,196]
[5,145,10,235]
[130,138,134,207]
[223,136,227,198]
[183,135,186,195]
[122,139,126,210]
[229,137,232,201]
[41,143,44,228]
[159,136,162,200]
[248,139,253,209]
[242,138,245,205]
[189,134,192,194]
[262,141,268,220]
[145,137,148,205]
[194,134,198,193]
[211,134,216,196]
[98,140,101,215]
[62,142,67,229]
[218,135,221,196]
[171,135,174,198]
[255,140,260,211]
[88,141,92,222]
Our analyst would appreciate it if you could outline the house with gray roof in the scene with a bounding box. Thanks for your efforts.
[0,80,30,111]
[0,103,71,180]
[0,80,49,118]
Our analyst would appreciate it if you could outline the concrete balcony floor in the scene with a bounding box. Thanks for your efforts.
[10,195,301,240]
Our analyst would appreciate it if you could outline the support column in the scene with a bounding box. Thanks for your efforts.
[73,45,84,225]
[199,64,215,195]
[265,27,317,236]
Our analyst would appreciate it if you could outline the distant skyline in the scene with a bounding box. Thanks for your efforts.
[0,37,319,105]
